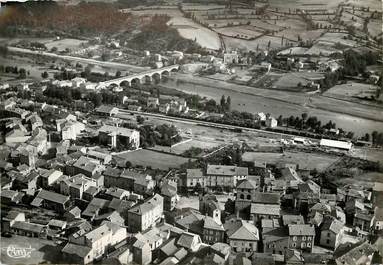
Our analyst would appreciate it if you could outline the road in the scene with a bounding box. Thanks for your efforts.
[117,109,304,140]
[116,109,383,162]
[7,46,149,73]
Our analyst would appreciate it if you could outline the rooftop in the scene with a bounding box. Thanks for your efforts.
[206,165,248,176]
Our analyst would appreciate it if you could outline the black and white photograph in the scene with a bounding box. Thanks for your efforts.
[0,0,382,264]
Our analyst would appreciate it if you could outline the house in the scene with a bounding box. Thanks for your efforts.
[98,124,140,150]
[11,221,46,238]
[262,227,289,254]
[266,117,278,128]
[177,231,203,252]
[161,182,178,211]
[31,189,70,213]
[205,165,248,191]
[224,52,239,64]
[12,170,39,195]
[199,215,225,244]
[127,194,164,232]
[235,179,258,212]
[282,215,305,226]
[134,174,155,195]
[159,103,170,114]
[199,194,221,219]
[69,156,104,178]
[319,139,352,151]
[133,238,152,265]
[2,210,26,233]
[57,119,85,140]
[63,222,127,264]
[319,216,344,249]
[250,203,281,224]
[95,105,119,117]
[287,224,315,253]
[224,218,259,255]
[372,206,383,232]
[255,112,266,121]
[334,241,376,265]
[353,212,373,232]
[86,149,112,165]
[71,77,87,88]
[147,97,160,108]
[26,113,43,130]
[82,198,110,220]
[5,128,30,143]
[183,168,206,191]
[39,169,63,188]
[60,173,99,199]
[64,206,82,221]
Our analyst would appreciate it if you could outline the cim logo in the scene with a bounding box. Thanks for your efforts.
[4,245,35,259]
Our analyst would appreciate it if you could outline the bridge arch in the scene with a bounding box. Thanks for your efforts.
[120,80,131,87]
[161,70,170,76]
[131,77,141,87]
[144,75,152,84]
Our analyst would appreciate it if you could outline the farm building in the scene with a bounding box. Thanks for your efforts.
[319,139,352,151]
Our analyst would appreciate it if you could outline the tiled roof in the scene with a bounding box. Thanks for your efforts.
[206,165,248,176]
[321,216,344,234]
[225,220,259,241]
[250,203,280,216]
[34,189,69,204]
[288,224,315,236]
[253,192,280,205]
[62,243,92,258]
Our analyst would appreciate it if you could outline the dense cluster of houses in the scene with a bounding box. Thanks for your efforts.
[0,97,382,265]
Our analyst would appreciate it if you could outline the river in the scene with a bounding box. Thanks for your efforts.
[163,77,383,137]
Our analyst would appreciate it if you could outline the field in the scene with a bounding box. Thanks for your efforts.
[114,149,193,170]
[367,19,383,37]
[0,235,62,265]
[149,139,223,156]
[276,72,324,88]
[323,82,378,100]
[44,38,88,52]
[242,151,338,171]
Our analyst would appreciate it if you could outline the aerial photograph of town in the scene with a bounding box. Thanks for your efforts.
[0,0,382,264]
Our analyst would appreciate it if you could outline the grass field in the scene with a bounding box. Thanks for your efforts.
[242,151,338,171]
[323,82,378,99]
[114,149,193,170]
[44,38,88,52]
[149,139,223,156]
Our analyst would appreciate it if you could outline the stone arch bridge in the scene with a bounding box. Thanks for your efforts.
[97,64,180,89]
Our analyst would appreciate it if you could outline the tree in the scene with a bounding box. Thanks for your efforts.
[137,115,145,124]
[0,45,8,58]
[220,95,226,109]
[226,96,231,111]
[18,68,27,79]
[101,52,110,61]
[115,71,122,78]
[41,71,49,79]
[301,113,308,120]
[364,133,370,142]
